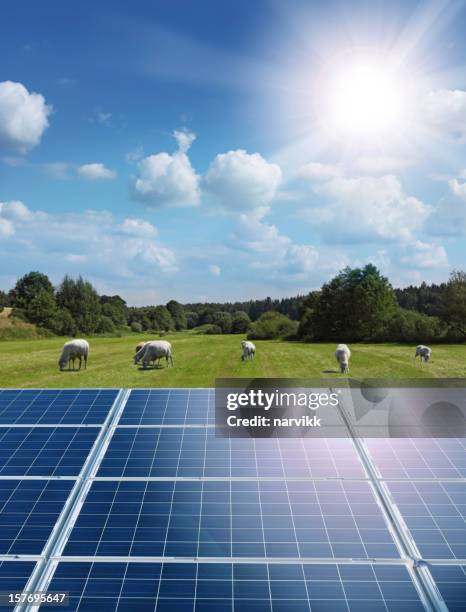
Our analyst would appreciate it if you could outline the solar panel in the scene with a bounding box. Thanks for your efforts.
[120,389,214,425]
[0,427,100,476]
[63,479,399,559]
[0,479,74,554]
[97,427,365,479]
[39,561,425,612]
[428,565,466,612]
[387,481,466,560]
[0,389,118,425]
[364,438,466,479]
[0,561,37,612]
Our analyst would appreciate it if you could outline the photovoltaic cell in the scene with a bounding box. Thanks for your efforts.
[120,389,214,425]
[0,389,118,425]
[97,428,365,479]
[387,481,466,560]
[0,427,100,476]
[0,561,37,612]
[0,479,74,554]
[41,562,424,612]
[365,438,466,479]
[428,565,466,612]
[64,479,399,559]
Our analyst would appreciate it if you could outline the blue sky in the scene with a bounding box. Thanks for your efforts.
[1,0,466,305]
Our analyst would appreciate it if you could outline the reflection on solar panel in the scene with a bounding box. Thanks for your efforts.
[0,561,37,612]
[387,481,466,560]
[39,562,426,612]
[97,428,365,478]
[0,389,118,425]
[0,388,464,611]
[119,388,214,425]
[0,426,100,476]
[0,479,74,554]
[64,479,398,559]
[365,438,466,479]
[428,566,466,612]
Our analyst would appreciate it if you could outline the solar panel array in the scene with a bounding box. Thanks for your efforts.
[0,387,463,611]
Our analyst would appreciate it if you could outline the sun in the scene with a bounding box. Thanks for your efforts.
[317,53,409,144]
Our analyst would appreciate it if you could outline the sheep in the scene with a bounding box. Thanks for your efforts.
[335,343,351,374]
[135,340,159,368]
[241,340,256,361]
[415,345,432,363]
[134,340,173,369]
[58,339,89,371]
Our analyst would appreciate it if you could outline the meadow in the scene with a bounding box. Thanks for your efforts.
[0,333,465,388]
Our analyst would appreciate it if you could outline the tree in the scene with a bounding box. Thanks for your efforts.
[96,315,116,334]
[153,305,174,331]
[166,300,187,330]
[9,272,57,327]
[297,292,320,339]
[56,276,102,334]
[310,264,397,341]
[231,310,251,333]
[100,295,127,327]
[185,311,199,329]
[247,311,298,340]
[130,321,143,333]
[212,311,232,334]
[0,290,10,307]
[47,308,78,336]
[442,270,466,338]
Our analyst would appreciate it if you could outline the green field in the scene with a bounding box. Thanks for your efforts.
[0,333,465,388]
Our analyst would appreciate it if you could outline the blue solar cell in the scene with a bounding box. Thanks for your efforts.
[120,389,214,425]
[365,438,466,479]
[63,480,399,559]
[0,427,100,476]
[0,479,74,554]
[40,562,424,612]
[97,427,365,479]
[0,561,37,612]
[428,565,466,612]
[0,389,118,425]
[387,481,466,560]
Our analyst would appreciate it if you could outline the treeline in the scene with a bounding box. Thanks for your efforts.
[2,266,466,342]
[297,265,466,343]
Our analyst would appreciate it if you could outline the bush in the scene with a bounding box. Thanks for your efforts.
[96,316,116,334]
[383,309,446,343]
[130,321,143,333]
[247,311,298,340]
[232,310,251,333]
[205,324,223,335]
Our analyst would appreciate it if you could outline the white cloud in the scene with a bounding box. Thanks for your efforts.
[203,149,281,215]
[78,163,116,181]
[133,131,200,208]
[300,175,431,244]
[232,214,318,279]
[0,81,51,152]
[400,240,448,269]
[297,161,341,181]
[0,202,177,281]
[119,218,157,237]
[208,264,221,276]
[352,156,414,174]
[448,178,466,198]
[422,89,466,141]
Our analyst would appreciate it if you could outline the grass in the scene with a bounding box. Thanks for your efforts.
[0,333,466,388]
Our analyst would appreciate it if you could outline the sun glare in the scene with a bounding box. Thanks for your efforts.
[317,54,409,144]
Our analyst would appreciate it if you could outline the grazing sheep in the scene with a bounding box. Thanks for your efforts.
[58,339,89,371]
[415,345,432,363]
[135,340,159,367]
[134,340,173,369]
[241,340,256,361]
[335,343,351,374]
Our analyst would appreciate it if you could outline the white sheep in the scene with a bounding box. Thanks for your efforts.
[335,343,351,374]
[58,339,89,371]
[135,340,160,367]
[415,345,432,363]
[241,340,256,361]
[134,340,173,369]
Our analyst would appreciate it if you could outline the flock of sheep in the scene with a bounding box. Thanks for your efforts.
[57,338,432,373]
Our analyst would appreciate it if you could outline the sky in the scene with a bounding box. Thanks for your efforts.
[1,0,466,305]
